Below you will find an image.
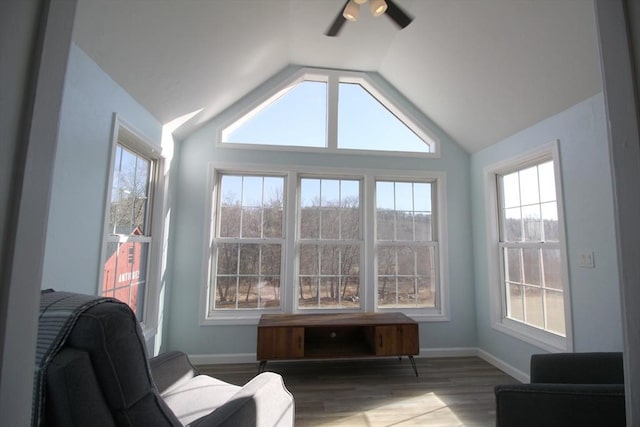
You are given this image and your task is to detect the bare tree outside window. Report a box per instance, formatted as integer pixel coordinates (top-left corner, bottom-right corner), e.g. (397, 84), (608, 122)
(298, 178), (361, 309)
(376, 180), (436, 309)
(212, 174), (284, 310)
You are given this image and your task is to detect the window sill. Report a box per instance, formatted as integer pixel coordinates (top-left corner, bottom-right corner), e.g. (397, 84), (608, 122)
(492, 318), (569, 352)
(201, 308), (449, 326)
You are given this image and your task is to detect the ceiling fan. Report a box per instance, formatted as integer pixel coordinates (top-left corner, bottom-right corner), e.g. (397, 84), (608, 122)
(325, 0), (414, 37)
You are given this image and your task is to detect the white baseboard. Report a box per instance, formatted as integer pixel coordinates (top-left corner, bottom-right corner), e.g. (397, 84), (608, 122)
(190, 346), (528, 383)
(476, 348), (529, 383)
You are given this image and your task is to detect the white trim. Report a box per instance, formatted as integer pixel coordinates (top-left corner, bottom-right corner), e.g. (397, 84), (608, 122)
(189, 347), (528, 383)
(483, 140), (573, 351)
(476, 348), (529, 383)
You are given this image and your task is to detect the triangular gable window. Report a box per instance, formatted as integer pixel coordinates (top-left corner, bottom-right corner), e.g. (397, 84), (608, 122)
(220, 69), (437, 155)
(338, 82), (430, 153)
(222, 80), (327, 148)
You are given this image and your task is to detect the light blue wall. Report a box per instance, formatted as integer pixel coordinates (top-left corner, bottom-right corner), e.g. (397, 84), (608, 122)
(165, 67), (476, 356)
(471, 93), (624, 373)
(42, 43), (162, 294)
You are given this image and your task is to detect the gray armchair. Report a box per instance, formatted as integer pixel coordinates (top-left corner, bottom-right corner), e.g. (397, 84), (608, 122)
(494, 352), (626, 427)
(37, 291), (294, 426)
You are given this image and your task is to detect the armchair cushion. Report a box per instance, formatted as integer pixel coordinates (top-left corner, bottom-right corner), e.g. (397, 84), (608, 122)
(495, 352), (626, 427)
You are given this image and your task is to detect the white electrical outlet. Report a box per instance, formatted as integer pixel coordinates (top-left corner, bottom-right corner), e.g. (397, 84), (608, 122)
(578, 252), (595, 268)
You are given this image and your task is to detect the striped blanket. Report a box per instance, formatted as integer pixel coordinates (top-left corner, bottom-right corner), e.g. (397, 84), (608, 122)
(32, 291), (115, 426)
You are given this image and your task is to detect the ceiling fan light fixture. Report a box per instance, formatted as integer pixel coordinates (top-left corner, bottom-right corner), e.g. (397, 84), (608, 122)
(370, 0), (388, 17)
(343, 0), (360, 22)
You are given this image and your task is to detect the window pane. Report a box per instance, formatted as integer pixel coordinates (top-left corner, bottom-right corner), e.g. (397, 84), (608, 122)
(413, 182), (431, 211)
(541, 201), (559, 242)
(397, 246), (415, 276)
(415, 246), (435, 276)
(301, 178), (320, 208)
(376, 181), (395, 209)
(507, 284), (524, 322)
(320, 208), (340, 239)
(504, 207), (522, 242)
(524, 287), (544, 329)
(414, 213), (432, 241)
(522, 248), (542, 286)
(261, 245), (281, 275)
(377, 210), (395, 240)
(341, 207), (360, 239)
(263, 208), (282, 238)
(219, 206), (240, 237)
(216, 243), (238, 274)
(102, 241), (148, 320)
(241, 207), (261, 238)
(504, 247), (522, 284)
(238, 244), (259, 274)
(502, 173), (520, 209)
(338, 82), (431, 153)
(299, 244), (319, 275)
(109, 146), (151, 236)
(214, 277), (237, 309)
(223, 80), (327, 148)
(519, 165), (540, 206)
(396, 212), (414, 240)
(538, 161), (556, 203)
(545, 289), (566, 335)
(377, 244), (434, 308)
(542, 248), (562, 290)
(300, 208), (319, 239)
(522, 204), (541, 241)
(298, 277), (318, 307)
(220, 175), (242, 205)
(394, 182), (413, 211)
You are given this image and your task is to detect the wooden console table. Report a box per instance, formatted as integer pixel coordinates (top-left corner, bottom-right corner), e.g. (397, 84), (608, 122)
(256, 312), (420, 376)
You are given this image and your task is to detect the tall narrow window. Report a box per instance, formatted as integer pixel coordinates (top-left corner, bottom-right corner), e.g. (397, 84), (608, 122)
(498, 160), (566, 336)
(211, 174), (285, 311)
(102, 144), (154, 320)
(298, 177), (362, 309)
(375, 180), (437, 308)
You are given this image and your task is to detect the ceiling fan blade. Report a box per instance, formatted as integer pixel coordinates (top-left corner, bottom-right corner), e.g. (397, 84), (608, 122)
(385, 0), (413, 29)
(325, 0), (350, 37)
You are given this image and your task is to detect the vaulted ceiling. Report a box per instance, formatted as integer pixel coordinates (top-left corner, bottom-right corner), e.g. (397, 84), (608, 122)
(73, 0), (602, 153)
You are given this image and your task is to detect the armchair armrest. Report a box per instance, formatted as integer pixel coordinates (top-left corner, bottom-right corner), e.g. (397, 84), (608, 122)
(149, 350), (200, 395)
(531, 352), (624, 384)
(495, 383), (626, 427)
(191, 372), (294, 427)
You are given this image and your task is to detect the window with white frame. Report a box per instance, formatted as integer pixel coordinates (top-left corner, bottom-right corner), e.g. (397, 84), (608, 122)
(496, 155), (568, 339)
(219, 69), (438, 155)
(211, 173), (285, 310)
(206, 167), (447, 321)
(376, 180), (437, 308)
(298, 177), (362, 308)
(102, 142), (156, 321)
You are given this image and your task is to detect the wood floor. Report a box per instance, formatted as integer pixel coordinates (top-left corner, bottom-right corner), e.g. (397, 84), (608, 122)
(197, 356), (519, 427)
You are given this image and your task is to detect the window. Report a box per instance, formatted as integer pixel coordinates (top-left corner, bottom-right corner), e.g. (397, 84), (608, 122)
(211, 174), (285, 310)
(298, 177), (362, 308)
(102, 143), (154, 320)
(376, 180), (437, 308)
(219, 69), (438, 155)
(222, 80), (327, 148)
(206, 166), (447, 322)
(490, 143), (571, 349)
